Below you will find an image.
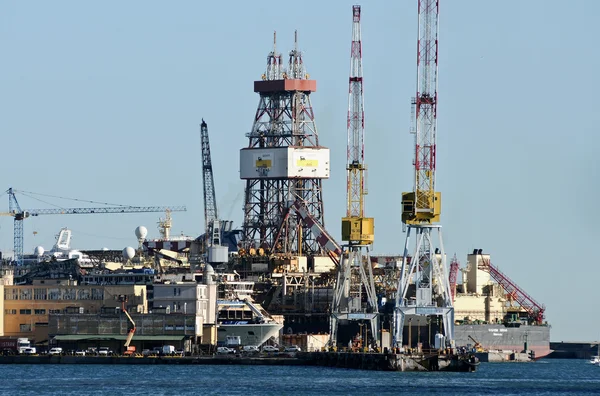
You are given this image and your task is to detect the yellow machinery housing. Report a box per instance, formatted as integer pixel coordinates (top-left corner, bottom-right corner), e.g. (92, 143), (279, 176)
(342, 217), (374, 245)
(401, 191), (442, 224)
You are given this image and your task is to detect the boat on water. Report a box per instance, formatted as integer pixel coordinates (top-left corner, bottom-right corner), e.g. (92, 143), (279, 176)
(590, 342), (600, 364)
(216, 299), (283, 346)
(453, 322), (551, 359)
(450, 250), (551, 359)
(202, 264), (282, 346)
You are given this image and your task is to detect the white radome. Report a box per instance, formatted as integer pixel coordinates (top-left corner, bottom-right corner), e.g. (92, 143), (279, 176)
(135, 226), (148, 240)
(122, 246), (135, 260)
(34, 246), (45, 256)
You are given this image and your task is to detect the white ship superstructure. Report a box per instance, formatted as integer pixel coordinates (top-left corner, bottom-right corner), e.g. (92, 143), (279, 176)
(216, 299), (283, 346)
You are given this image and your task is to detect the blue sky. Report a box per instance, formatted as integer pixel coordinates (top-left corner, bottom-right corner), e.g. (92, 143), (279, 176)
(1, 1), (598, 342)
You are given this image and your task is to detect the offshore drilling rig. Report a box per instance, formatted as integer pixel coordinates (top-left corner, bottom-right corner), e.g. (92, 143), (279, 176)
(329, 5), (379, 347)
(393, 0), (455, 349)
(239, 32), (330, 262)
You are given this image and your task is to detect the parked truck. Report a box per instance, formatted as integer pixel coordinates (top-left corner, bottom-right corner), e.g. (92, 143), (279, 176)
(0, 338), (31, 354)
(161, 345), (175, 356)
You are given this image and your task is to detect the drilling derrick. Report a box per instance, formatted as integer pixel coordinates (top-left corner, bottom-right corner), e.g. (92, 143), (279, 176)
(330, 5), (378, 348)
(240, 32), (330, 258)
(393, 0), (454, 349)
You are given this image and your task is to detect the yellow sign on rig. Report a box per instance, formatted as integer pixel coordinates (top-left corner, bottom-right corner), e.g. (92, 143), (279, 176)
(296, 158), (319, 167)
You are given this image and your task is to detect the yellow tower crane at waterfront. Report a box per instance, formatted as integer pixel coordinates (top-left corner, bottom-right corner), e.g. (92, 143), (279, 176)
(329, 5), (379, 348)
(393, 0), (455, 349)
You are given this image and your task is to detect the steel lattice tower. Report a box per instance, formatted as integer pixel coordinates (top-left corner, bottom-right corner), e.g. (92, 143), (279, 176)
(393, 0), (454, 349)
(240, 32), (330, 256)
(200, 120), (219, 247)
(330, 5), (379, 348)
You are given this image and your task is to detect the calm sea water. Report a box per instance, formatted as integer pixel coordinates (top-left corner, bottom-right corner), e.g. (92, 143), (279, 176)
(0, 359), (598, 395)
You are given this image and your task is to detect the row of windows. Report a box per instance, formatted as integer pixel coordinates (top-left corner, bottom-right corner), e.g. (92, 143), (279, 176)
(6, 309), (62, 315)
(82, 275), (152, 284)
(157, 287), (206, 299)
(4, 288), (105, 301)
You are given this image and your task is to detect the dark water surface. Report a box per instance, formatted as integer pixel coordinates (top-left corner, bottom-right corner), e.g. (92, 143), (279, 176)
(1, 359), (599, 395)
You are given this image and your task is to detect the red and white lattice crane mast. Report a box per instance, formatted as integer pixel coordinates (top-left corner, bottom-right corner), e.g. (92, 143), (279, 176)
(330, 5), (379, 347)
(394, 0), (454, 349)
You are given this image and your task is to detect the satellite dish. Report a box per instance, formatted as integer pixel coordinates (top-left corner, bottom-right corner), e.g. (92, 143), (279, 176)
(135, 226), (148, 240)
(34, 246), (45, 256)
(123, 247), (135, 260)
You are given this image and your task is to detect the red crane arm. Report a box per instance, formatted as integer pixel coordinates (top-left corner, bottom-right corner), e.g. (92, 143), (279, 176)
(478, 259), (545, 324)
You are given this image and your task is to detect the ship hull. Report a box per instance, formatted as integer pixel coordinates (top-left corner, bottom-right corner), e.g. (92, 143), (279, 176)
(454, 324), (551, 359)
(218, 323), (283, 346)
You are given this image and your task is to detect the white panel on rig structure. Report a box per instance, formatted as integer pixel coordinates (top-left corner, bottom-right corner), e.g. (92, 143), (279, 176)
(313, 255), (336, 273)
(289, 147), (330, 178)
(240, 147), (330, 179)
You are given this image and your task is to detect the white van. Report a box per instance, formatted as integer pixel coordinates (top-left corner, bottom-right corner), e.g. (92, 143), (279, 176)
(261, 345), (279, 353)
(98, 347), (113, 356)
(242, 345), (260, 353)
(48, 347), (63, 356)
(216, 347), (235, 354)
(161, 345), (175, 355)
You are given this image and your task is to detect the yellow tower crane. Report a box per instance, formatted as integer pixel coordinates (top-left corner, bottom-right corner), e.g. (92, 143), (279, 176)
(330, 5), (379, 348)
(393, 0), (455, 350)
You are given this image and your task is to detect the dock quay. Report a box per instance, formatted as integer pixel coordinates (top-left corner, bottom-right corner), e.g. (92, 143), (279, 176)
(299, 351), (479, 372)
(547, 342), (599, 359)
(0, 351), (479, 372)
(475, 350), (533, 363)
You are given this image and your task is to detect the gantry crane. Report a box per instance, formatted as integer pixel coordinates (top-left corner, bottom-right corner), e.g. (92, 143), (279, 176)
(329, 5), (378, 347)
(393, 0), (454, 349)
(1, 188), (186, 265)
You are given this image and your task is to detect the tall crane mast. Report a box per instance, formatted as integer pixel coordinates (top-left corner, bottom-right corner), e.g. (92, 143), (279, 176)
(1, 188), (186, 265)
(330, 5), (379, 348)
(393, 0), (454, 349)
(200, 119), (221, 248)
(401, 0), (441, 225)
